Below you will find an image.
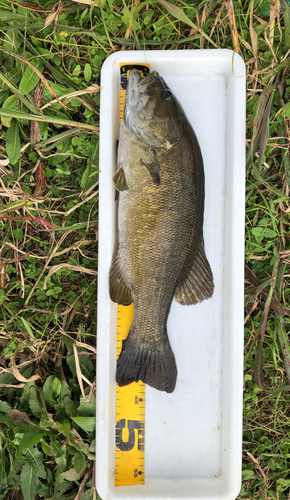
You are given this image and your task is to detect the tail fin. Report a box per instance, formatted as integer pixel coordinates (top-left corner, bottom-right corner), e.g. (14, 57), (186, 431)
(116, 331), (177, 393)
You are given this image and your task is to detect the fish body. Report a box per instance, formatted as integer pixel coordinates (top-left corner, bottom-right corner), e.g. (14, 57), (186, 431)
(109, 70), (214, 393)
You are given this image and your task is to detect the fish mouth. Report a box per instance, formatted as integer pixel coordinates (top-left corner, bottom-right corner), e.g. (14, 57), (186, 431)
(137, 71), (158, 95)
(128, 69), (143, 87)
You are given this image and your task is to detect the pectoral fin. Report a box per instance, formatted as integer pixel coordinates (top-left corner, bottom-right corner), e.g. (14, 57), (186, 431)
(113, 167), (129, 191)
(109, 248), (133, 305)
(141, 149), (161, 186)
(175, 240), (214, 305)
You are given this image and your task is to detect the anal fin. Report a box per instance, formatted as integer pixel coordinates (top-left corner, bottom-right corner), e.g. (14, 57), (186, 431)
(175, 239), (214, 305)
(109, 248), (133, 305)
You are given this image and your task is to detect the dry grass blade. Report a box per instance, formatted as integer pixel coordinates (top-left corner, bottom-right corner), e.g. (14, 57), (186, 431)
(259, 91), (274, 170)
(122, 0), (140, 46)
(0, 109), (100, 132)
(73, 343), (86, 400)
(70, 0), (96, 4)
(225, 0), (240, 52)
(269, 0), (279, 48)
(249, 0), (259, 85)
(37, 0), (62, 32)
(65, 190), (99, 217)
(31, 82), (44, 146)
(43, 264), (98, 289)
(73, 463), (94, 500)
(74, 341), (96, 355)
(246, 451), (269, 488)
(0, 383), (25, 388)
(246, 89), (272, 168)
(10, 358), (40, 383)
(40, 84), (100, 111)
(33, 161), (46, 197)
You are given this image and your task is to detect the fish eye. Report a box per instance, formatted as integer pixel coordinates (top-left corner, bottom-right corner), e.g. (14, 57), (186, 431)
(161, 90), (172, 100)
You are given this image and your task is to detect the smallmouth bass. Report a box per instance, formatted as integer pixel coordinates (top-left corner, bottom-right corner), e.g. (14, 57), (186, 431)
(109, 69), (214, 393)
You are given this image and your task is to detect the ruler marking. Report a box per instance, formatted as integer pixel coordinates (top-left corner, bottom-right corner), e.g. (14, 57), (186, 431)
(115, 63), (150, 488)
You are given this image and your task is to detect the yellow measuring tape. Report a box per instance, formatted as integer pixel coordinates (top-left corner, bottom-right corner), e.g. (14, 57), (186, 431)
(115, 63), (150, 487)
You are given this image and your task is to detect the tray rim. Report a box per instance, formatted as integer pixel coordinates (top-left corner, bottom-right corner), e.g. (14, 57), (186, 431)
(96, 48), (246, 500)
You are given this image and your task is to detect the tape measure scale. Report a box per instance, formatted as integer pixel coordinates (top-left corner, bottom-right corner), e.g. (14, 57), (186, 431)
(115, 63), (150, 487)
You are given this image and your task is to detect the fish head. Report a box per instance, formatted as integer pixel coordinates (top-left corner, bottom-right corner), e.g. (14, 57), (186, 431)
(123, 70), (184, 151)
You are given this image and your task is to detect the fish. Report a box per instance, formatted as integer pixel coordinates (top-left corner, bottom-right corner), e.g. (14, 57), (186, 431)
(109, 69), (214, 393)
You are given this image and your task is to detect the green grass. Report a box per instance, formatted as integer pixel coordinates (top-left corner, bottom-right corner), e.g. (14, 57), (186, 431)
(0, 0), (290, 498)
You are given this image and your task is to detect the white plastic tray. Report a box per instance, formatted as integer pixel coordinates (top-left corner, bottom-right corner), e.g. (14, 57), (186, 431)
(96, 49), (246, 500)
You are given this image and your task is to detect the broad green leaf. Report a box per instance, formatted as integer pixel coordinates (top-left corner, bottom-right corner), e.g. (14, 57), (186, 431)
(43, 375), (55, 406)
(55, 416), (71, 436)
(84, 63), (92, 83)
(0, 437), (7, 486)
(264, 228), (277, 239)
(23, 448), (46, 479)
(37, 483), (53, 499)
(242, 469), (254, 480)
(65, 402), (79, 418)
(6, 409), (45, 432)
(72, 452), (86, 473)
(73, 64), (81, 75)
(51, 440), (67, 458)
(20, 381), (35, 412)
(77, 396), (96, 417)
(250, 227), (263, 243)
(52, 377), (61, 400)
(1, 94), (18, 127)
(55, 455), (67, 475)
(71, 417), (95, 433)
(18, 432), (45, 453)
(68, 432), (90, 456)
(89, 439), (95, 452)
(60, 467), (85, 481)
(36, 47), (55, 59)
(0, 400), (11, 413)
(42, 439), (55, 457)
(60, 380), (72, 404)
(81, 162), (99, 192)
(20, 464), (39, 500)
(46, 479), (72, 500)
(282, 101), (290, 117)
(19, 60), (45, 96)
(6, 118), (20, 165)
(28, 385), (43, 417)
